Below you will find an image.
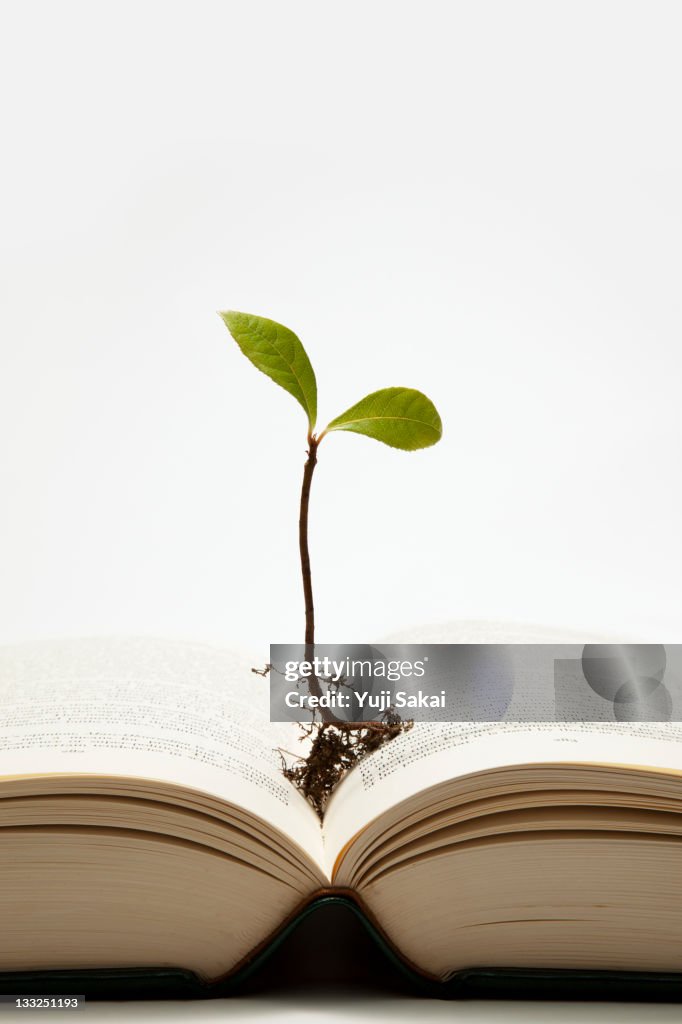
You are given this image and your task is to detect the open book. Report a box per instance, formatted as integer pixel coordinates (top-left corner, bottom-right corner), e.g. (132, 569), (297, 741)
(2, 634), (682, 989)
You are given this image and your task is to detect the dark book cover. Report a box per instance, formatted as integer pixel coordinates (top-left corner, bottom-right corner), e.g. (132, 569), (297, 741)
(1, 896), (681, 1002)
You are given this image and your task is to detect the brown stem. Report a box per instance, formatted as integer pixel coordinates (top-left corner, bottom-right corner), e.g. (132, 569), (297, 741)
(297, 435), (394, 732)
(299, 435), (318, 649)
(299, 435), (341, 724)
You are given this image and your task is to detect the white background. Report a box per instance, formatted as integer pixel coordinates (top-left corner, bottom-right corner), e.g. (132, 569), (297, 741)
(1, 1), (682, 1020)
(2, 0), (681, 654)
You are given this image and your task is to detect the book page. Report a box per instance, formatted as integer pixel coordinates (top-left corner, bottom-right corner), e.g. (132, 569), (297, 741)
(0, 637), (323, 866)
(322, 719), (682, 873)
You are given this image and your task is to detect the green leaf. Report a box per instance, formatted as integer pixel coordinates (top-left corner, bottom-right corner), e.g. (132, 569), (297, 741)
(219, 311), (317, 431)
(324, 387), (442, 450)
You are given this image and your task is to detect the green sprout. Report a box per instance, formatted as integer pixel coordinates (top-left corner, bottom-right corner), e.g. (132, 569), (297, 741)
(219, 310), (443, 813)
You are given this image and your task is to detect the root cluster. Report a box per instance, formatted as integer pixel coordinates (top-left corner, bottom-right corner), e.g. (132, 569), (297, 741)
(280, 719), (412, 818)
